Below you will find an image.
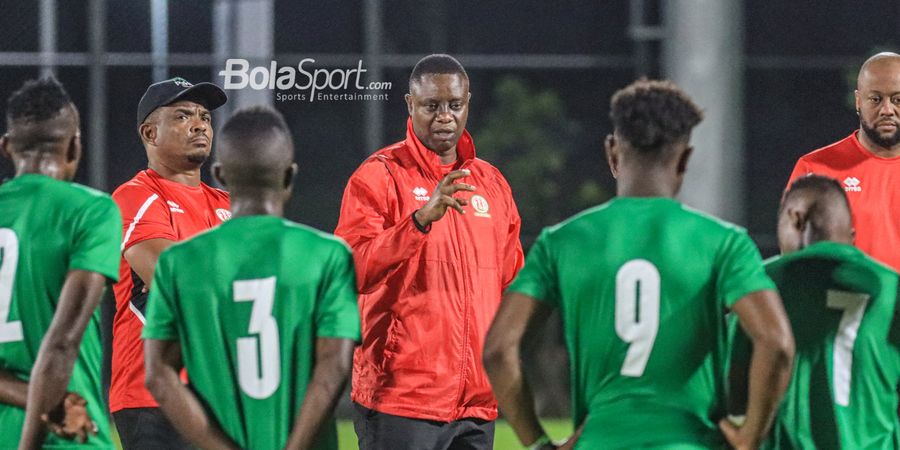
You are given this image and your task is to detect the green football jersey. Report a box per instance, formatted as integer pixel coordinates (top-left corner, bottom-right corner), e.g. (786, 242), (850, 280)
(142, 215), (360, 450)
(759, 242), (900, 449)
(508, 197), (774, 449)
(0, 174), (121, 449)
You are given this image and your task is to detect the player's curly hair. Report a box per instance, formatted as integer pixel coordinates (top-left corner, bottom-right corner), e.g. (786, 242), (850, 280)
(609, 79), (703, 153)
(6, 77), (73, 125)
(409, 54), (468, 87)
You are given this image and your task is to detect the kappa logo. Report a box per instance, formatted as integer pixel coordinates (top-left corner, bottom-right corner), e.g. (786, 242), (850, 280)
(471, 195), (491, 218)
(167, 200), (185, 214)
(216, 208), (231, 221)
(413, 187), (430, 201)
(843, 177), (862, 192)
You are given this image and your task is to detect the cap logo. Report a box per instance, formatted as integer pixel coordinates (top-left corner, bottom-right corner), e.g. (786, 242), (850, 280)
(172, 77), (193, 88)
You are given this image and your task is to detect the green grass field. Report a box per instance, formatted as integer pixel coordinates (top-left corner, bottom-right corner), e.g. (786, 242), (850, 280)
(336, 419), (572, 450)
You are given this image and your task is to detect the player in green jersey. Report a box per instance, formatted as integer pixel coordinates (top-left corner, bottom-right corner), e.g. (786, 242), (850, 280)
(754, 175), (899, 449)
(484, 79), (795, 450)
(142, 106), (359, 450)
(0, 77), (122, 449)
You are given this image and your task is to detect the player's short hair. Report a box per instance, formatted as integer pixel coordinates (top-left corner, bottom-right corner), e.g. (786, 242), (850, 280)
(609, 79), (703, 153)
(6, 77), (73, 126)
(219, 105), (290, 144)
(409, 54), (468, 88)
(782, 174), (851, 214)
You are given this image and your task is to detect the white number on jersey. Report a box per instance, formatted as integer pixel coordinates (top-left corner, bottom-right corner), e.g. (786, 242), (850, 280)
(826, 289), (869, 407)
(615, 259), (661, 377)
(234, 277), (281, 399)
(0, 228), (23, 344)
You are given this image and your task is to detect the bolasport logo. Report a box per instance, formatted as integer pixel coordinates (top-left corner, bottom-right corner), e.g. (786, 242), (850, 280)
(218, 58), (392, 103)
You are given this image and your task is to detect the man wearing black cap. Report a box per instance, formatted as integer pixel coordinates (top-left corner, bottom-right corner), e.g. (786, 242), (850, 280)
(108, 77), (229, 449)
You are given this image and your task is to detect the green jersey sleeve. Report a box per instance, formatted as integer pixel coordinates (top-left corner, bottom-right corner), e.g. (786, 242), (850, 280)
(507, 228), (559, 306)
(69, 195), (122, 281)
(314, 242), (360, 341)
(716, 230), (775, 308)
(142, 251), (180, 341)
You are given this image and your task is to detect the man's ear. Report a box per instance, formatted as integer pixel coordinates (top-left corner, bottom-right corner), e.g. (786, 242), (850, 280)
(212, 162), (226, 187)
(676, 146), (693, 175)
(405, 93), (414, 116)
(139, 122), (157, 146)
(66, 132), (82, 163)
(0, 134), (10, 161)
(284, 163), (298, 190)
(605, 134), (619, 179)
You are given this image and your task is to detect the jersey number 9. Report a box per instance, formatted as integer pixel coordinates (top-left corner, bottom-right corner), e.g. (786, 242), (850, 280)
(615, 259), (660, 377)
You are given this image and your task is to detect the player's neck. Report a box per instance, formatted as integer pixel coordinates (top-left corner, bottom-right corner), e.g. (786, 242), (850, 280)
(14, 154), (67, 180)
(616, 168), (678, 198)
(857, 130), (900, 158)
(148, 161), (202, 187)
(229, 191), (285, 219)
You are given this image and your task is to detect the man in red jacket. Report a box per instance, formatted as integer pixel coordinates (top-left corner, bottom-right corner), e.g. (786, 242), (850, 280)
(335, 54), (524, 450)
(786, 52), (900, 271)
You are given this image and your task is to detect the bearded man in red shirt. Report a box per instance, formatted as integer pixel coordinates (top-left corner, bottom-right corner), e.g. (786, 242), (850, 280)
(335, 54), (524, 450)
(787, 52), (900, 271)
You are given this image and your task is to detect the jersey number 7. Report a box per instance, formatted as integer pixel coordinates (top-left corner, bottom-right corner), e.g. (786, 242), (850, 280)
(826, 289), (869, 407)
(0, 229), (24, 344)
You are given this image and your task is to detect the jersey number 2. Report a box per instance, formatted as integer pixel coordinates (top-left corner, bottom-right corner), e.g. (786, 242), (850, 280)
(827, 289), (869, 407)
(0, 228), (23, 344)
(234, 277), (281, 399)
(615, 259), (660, 377)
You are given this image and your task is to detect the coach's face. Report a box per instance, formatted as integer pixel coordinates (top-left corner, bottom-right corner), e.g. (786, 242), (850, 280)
(856, 59), (900, 150)
(406, 73), (470, 155)
(142, 100), (213, 168)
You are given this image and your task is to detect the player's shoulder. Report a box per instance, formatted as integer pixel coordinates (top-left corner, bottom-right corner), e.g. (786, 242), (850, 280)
(34, 177), (115, 211)
(351, 143), (405, 179)
(797, 133), (858, 165)
(280, 219), (353, 254)
(677, 202), (748, 235)
(112, 170), (161, 202)
(469, 158), (512, 187)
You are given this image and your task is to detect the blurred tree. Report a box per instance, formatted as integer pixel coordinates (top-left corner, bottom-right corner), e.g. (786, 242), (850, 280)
(474, 76), (609, 246)
(473, 76), (609, 417)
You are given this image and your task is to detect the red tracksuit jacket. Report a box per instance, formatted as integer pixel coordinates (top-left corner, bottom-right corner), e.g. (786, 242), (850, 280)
(335, 119), (524, 422)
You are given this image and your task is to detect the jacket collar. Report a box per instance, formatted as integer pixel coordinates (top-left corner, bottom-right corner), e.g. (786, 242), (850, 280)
(404, 117), (476, 179)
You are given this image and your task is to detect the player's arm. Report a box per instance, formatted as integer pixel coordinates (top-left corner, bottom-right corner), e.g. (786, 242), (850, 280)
(18, 270), (108, 449)
(284, 338), (355, 450)
(0, 369), (27, 407)
(334, 165), (472, 293)
(124, 238), (174, 288)
(144, 339), (239, 450)
(720, 290), (795, 450)
(484, 292), (575, 449)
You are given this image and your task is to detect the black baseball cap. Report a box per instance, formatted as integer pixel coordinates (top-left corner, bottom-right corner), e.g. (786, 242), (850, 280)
(136, 77), (227, 126)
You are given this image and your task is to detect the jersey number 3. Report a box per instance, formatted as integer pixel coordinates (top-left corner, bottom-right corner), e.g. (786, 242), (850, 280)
(234, 277), (281, 399)
(0, 228), (24, 344)
(615, 259), (660, 377)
